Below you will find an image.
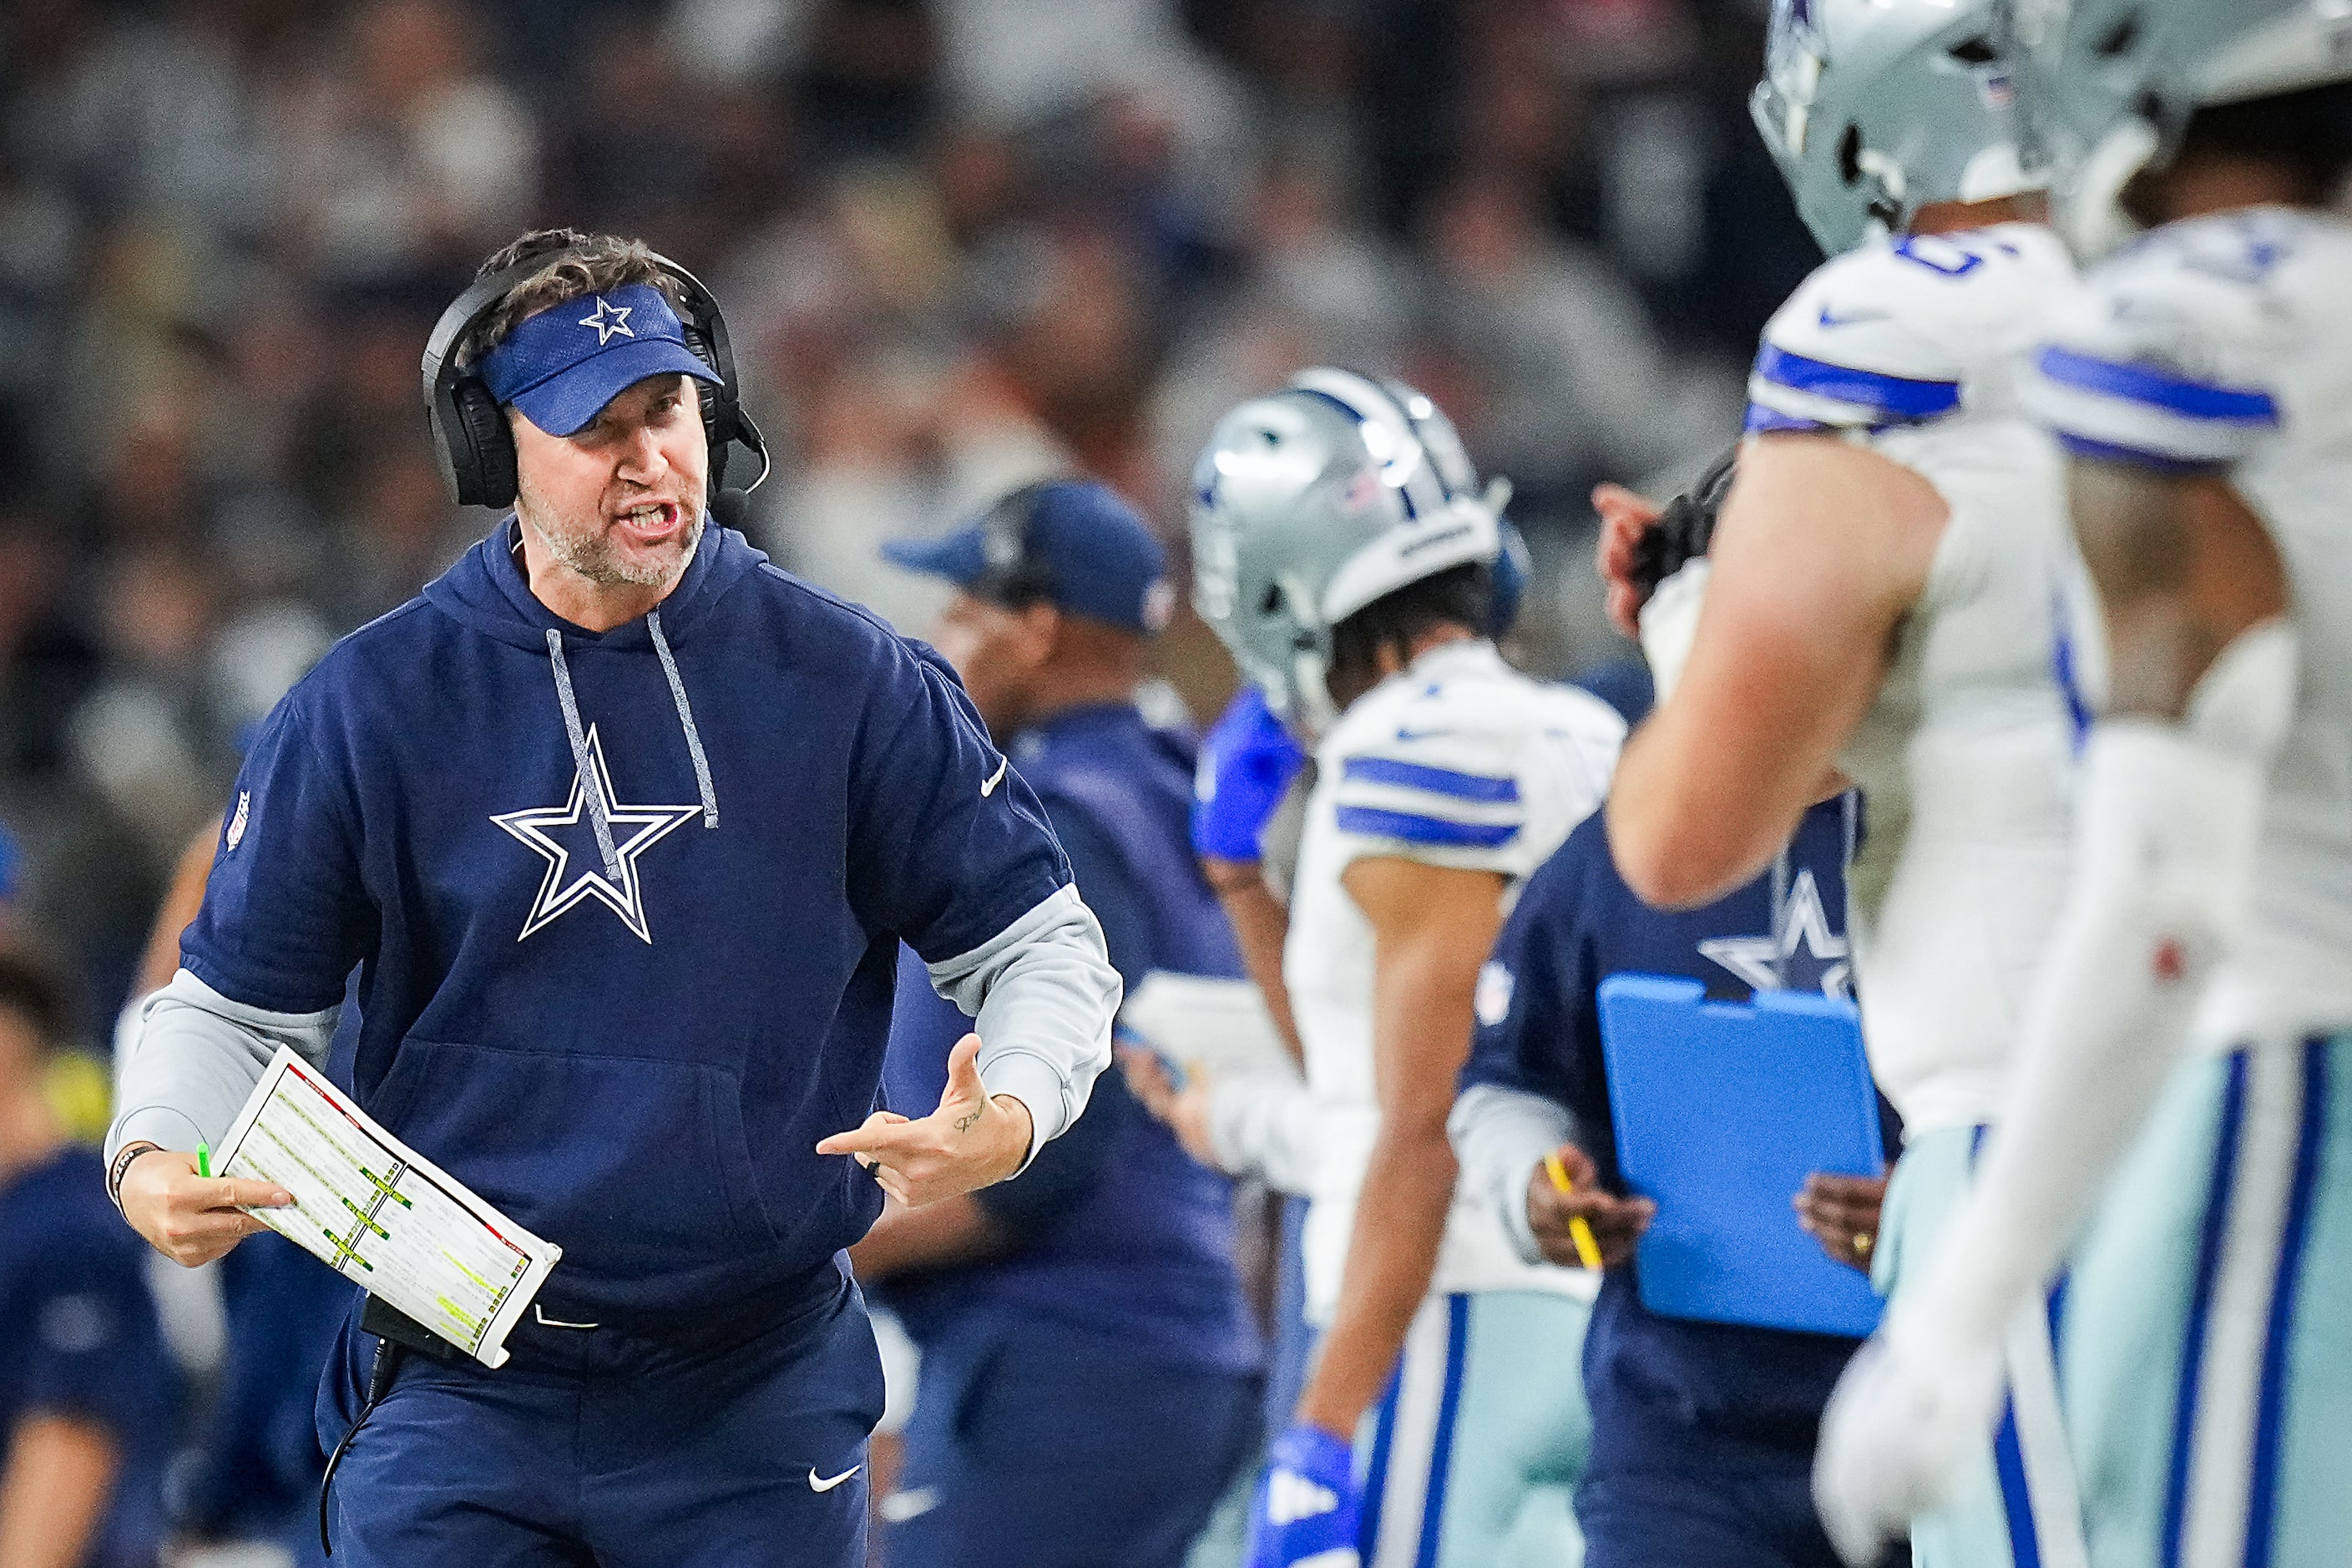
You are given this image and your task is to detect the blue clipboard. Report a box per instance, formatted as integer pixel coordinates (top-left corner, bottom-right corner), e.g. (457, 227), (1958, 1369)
(1596, 974), (1885, 1338)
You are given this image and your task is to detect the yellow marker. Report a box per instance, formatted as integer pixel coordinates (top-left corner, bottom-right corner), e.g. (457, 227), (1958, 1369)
(1544, 1152), (1606, 1272)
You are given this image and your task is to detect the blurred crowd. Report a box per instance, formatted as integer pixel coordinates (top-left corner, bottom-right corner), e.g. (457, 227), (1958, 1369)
(0, 0), (1817, 1053)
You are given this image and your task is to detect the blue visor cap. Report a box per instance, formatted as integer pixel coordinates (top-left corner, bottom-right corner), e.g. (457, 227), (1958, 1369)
(883, 480), (1175, 636)
(478, 283), (720, 438)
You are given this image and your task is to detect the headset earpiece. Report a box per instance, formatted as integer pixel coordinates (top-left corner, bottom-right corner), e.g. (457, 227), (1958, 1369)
(676, 318), (729, 493)
(422, 257), (539, 509)
(453, 380), (516, 508)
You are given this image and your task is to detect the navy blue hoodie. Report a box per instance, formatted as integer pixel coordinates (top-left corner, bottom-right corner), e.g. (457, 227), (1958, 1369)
(183, 521), (1072, 1325)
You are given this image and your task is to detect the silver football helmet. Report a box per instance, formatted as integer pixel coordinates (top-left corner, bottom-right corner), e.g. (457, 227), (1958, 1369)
(1753, 0), (2043, 257)
(2018, 0), (2352, 256)
(1191, 369), (1505, 734)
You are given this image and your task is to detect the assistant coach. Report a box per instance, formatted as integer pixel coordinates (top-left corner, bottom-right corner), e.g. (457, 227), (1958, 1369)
(102, 227), (1120, 1567)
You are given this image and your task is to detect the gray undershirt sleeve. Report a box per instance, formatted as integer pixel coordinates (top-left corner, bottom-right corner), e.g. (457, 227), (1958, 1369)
(105, 969), (342, 1164)
(927, 883), (1120, 1168)
(1206, 1074), (1323, 1197)
(1449, 1083), (1579, 1267)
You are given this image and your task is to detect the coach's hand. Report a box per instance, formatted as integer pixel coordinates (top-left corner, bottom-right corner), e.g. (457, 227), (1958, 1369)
(1525, 1143), (1653, 1269)
(817, 1034), (1034, 1206)
(1796, 1171), (1889, 1274)
(116, 1149), (292, 1267)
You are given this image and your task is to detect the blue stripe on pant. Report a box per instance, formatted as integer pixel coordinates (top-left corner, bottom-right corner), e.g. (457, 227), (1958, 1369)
(2061, 1035), (2352, 1568)
(2246, 1044), (2327, 1568)
(1974, 1127), (2084, 1568)
(2155, 1042), (2328, 1568)
(1880, 1126), (2087, 1568)
(1357, 1292), (1591, 1568)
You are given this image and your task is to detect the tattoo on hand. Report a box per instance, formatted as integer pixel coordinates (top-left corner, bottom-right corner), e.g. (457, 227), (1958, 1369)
(953, 1108), (983, 1134)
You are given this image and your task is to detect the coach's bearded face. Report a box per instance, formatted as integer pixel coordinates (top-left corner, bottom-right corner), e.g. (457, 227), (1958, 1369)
(512, 373), (709, 591)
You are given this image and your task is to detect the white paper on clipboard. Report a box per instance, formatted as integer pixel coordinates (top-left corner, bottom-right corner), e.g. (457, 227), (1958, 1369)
(214, 1046), (561, 1368)
(1119, 973), (1298, 1084)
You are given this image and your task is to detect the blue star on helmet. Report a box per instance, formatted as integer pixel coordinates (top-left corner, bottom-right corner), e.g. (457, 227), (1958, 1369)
(577, 296), (635, 346)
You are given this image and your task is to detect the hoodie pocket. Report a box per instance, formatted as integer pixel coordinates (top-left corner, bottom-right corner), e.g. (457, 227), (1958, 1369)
(385, 1038), (780, 1280)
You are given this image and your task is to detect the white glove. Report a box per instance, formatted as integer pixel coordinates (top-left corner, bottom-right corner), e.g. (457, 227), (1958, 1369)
(1637, 558), (1709, 707)
(1812, 1326), (2005, 1566)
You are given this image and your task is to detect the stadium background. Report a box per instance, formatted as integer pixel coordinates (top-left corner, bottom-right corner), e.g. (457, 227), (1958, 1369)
(0, 0), (1814, 1115)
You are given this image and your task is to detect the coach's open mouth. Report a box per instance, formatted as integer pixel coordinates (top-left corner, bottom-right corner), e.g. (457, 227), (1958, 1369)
(614, 500), (684, 544)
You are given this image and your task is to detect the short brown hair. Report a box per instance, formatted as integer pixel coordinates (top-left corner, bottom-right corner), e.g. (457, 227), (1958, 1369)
(460, 228), (687, 367)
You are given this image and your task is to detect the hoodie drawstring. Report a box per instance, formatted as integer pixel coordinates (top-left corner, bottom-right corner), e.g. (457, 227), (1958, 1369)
(647, 609), (718, 828)
(545, 629), (624, 883)
(542, 617), (721, 873)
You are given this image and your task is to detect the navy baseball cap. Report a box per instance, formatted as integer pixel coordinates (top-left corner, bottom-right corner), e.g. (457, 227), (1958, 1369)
(883, 480), (1175, 636)
(478, 282), (718, 437)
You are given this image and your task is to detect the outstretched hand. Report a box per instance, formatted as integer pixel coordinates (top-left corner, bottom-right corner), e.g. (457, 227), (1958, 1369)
(817, 1034), (1034, 1206)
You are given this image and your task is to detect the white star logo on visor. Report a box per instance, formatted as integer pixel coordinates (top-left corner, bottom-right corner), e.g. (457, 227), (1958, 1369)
(493, 726), (699, 943)
(577, 296), (635, 346)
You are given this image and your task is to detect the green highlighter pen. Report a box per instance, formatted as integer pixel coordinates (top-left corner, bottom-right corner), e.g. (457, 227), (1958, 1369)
(197, 1143), (211, 1179)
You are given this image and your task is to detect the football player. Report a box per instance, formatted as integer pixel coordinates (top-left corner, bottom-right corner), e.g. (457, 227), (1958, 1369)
(1600, 3), (2093, 1564)
(1194, 369), (1624, 1568)
(1813, 4), (2352, 1564)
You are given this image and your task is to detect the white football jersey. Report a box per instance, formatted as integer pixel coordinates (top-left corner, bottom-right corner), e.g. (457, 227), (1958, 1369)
(2028, 208), (2352, 1050)
(1748, 224), (2092, 1134)
(1285, 640), (1623, 1326)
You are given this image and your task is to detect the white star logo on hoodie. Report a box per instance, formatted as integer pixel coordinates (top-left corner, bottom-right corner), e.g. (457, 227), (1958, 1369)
(493, 726), (700, 943)
(1697, 868), (1851, 999)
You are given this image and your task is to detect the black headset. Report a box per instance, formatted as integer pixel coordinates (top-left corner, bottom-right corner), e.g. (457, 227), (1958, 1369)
(420, 245), (768, 509)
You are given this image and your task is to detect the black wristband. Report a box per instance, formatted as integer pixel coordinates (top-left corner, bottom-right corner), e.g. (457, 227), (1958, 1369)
(107, 1141), (164, 1211)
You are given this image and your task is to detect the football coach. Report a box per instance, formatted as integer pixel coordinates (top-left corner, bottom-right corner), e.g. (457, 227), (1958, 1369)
(102, 228), (1121, 1567)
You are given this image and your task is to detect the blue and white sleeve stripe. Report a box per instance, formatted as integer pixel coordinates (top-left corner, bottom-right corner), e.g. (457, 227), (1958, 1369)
(1333, 754), (1525, 852)
(1745, 344), (1962, 435)
(2029, 346), (2279, 473)
(1341, 756), (1521, 804)
(1332, 807), (1519, 848)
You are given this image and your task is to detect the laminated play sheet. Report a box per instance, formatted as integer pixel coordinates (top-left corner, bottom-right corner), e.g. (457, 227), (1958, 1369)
(215, 1046), (561, 1367)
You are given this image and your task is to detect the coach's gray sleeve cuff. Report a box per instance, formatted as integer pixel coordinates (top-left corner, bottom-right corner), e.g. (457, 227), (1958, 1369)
(929, 884), (1121, 1171)
(1449, 1084), (1578, 1267)
(107, 969), (341, 1164)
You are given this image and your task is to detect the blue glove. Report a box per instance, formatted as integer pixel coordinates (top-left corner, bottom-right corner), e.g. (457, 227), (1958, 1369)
(1245, 1424), (1361, 1568)
(1192, 686), (1308, 863)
